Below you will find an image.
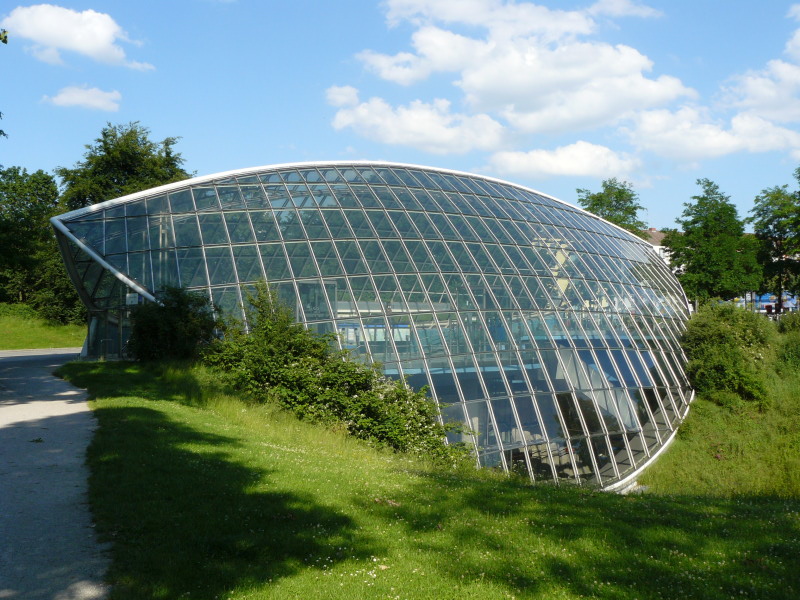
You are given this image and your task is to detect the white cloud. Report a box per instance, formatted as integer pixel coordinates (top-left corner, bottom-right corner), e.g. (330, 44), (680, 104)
(1, 4), (153, 70)
(356, 1), (693, 134)
(587, 0), (662, 19)
(627, 107), (800, 160)
(358, 26), (485, 86)
(383, 0), (595, 41)
(326, 85), (360, 108)
(43, 85), (121, 111)
(328, 89), (505, 154)
(490, 141), (640, 178)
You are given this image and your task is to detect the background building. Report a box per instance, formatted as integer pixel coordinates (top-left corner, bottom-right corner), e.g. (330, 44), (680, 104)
(51, 162), (692, 489)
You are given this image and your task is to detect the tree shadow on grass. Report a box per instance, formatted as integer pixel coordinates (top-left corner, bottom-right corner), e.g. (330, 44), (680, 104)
(359, 470), (800, 599)
(89, 404), (379, 599)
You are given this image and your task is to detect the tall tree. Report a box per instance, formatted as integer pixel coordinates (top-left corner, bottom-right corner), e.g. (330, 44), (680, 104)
(576, 178), (648, 238)
(1, 29), (8, 139)
(56, 122), (190, 211)
(0, 166), (84, 321)
(0, 166), (60, 301)
(749, 181), (800, 312)
(663, 178), (761, 303)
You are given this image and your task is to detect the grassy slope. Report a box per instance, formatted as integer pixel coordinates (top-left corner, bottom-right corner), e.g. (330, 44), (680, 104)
(59, 362), (800, 600)
(0, 315), (84, 350)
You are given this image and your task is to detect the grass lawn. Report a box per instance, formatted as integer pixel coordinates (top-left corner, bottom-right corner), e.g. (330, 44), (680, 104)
(0, 315), (84, 350)
(59, 361), (800, 600)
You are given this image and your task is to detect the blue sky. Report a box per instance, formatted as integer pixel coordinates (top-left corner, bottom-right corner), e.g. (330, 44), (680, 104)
(3, 0), (800, 230)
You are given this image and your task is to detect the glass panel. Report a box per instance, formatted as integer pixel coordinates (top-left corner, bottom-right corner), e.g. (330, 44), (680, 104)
(298, 209), (329, 239)
(264, 184), (292, 209)
(426, 241), (457, 272)
(330, 184), (359, 207)
(192, 187), (219, 211)
(421, 273), (451, 311)
(405, 240), (436, 272)
(259, 244), (291, 280)
(398, 274), (431, 312)
(205, 246), (236, 285)
(224, 212), (255, 243)
(67, 221), (105, 253)
(465, 401), (499, 450)
(335, 240), (367, 274)
(342, 209), (375, 238)
(382, 240), (414, 273)
(250, 211), (280, 242)
(148, 216), (175, 250)
(412, 314), (445, 357)
(438, 312), (469, 355)
(365, 210), (398, 238)
(322, 209), (352, 238)
(363, 315), (396, 362)
(311, 241), (344, 276)
(151, 249), (179, 291)
(285, 241), (319, 278)
(412, 213), (441, 238)
(297, 280), (332, 321)
(275, 209), (306, 240)
(128, 251), (152, 289)
(232, 245), (264, 283)
(359, 240), (391, 273)
(125, 216), (148, 252)
(104, 219), (127, 254)
(350, 184), (382, 208)
(169, 189), (194, 213)
(287, 184), (315, 208)
(146, 195), (168, 215)
(390, 187), (422, 210)
(388, 314), (418, 361)
(241, 185), (269, 209)
(199, 213), (229, 245)
(172, 214), (201, 247)
(212, 286), (241, 319)
(177, 247), (207, 288)
(429, 213), (458, 239)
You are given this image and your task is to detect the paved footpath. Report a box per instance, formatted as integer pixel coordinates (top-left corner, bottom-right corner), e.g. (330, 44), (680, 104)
(0, 349), (109, 600)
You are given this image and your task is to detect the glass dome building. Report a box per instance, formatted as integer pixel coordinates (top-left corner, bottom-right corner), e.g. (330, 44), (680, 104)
(51, 161), (692, 489)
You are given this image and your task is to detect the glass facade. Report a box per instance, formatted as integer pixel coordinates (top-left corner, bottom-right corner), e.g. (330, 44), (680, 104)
(51, 162), (692, 488)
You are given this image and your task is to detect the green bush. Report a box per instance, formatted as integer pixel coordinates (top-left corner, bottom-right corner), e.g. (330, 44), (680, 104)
(777, 311), (800, 334)
(128, 287), (219, 361)
(0, 302), (40, 319)
(205, 282), (464, 461)
(778, 330), (800, 371)
(682, 303), (777, 407)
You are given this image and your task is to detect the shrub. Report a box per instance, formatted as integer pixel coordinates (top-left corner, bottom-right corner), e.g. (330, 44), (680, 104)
(777, 311), (800, 334)
(128, 287), (219, 361)
(682, 303), (776, 407)
(205, 282), (465, 461)
(777, 330), (800, 371)
(0, 302), (40, 320)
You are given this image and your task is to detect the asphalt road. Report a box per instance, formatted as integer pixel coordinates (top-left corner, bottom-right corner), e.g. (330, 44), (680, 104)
(0, 349), (109, 600)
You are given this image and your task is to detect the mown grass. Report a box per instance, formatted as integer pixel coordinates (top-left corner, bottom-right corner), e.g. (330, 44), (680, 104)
(59, 361), (800, 600)
(0, 314), (85, 350)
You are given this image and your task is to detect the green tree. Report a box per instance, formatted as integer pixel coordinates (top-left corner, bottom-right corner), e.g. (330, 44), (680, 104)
(682, 302), (777, 409)
(0, 166), (84, 322)
(663, 178), (761, 303)
(1, 29), (7, 139)
(0, 166), (60, 302)
(749, 180), (800, 313)
(576, 178), (648, 238)
(56, 122), (190, 211)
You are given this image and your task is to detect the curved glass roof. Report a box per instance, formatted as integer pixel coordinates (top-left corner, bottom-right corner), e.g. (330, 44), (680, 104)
(51, 161), (692, 489)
